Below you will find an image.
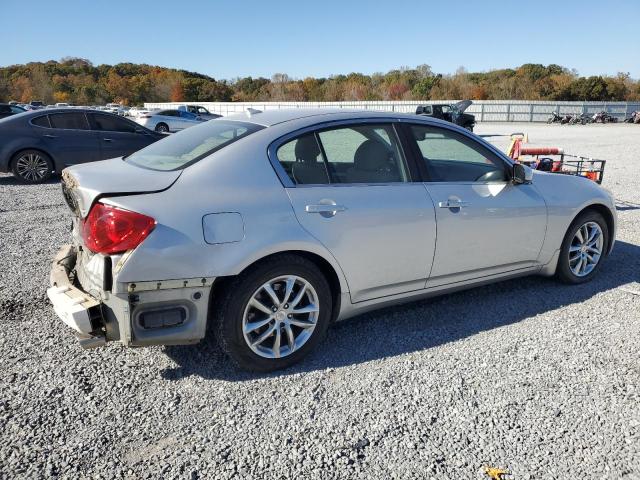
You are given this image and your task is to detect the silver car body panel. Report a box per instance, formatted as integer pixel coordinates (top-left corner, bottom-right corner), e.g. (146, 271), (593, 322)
(55, 109), (617, 348)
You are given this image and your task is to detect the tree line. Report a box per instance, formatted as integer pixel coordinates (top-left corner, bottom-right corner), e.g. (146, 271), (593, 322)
(1, 57), (638, 105)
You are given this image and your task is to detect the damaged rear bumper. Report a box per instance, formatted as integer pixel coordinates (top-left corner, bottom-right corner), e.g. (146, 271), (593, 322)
(47, 244), (213, 349)
(47, 245), (106, 348)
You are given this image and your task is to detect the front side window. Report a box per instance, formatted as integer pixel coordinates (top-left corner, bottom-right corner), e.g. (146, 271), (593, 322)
(276, 124), (408, 185)
(126, 120), (263, 171)
(409, 125), (507, 182)
(49, 112), (90, 130)
(92, 113), (136, 133)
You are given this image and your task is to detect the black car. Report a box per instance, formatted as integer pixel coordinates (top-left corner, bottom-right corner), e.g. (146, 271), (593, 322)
(0, 109), (164, 183)
(0, 103), (26, 120)
(416, 100), (475, 131)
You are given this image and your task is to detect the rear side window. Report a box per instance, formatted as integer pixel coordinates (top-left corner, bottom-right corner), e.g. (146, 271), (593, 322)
(158, 110), (178, 117)
(31, 115), (51, 128)
(0, 105), (10, 113)
(49, 112), (90, 130)
(126, 120), (263, 171)
(91, 113), (136, 133)
(276, 124), (408, 185)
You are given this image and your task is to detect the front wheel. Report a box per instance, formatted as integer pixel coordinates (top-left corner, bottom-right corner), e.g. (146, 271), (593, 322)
(155, 123), (169, 133)
(556, 211), (608, 284)
(11, 150), (54, 183)
(214, 255), (333, 371)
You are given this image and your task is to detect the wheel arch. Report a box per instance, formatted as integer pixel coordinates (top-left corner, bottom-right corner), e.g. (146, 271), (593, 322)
(571, 202), (616, 254)
(10, 147), (58, 172)
(210, 249), (346, 324)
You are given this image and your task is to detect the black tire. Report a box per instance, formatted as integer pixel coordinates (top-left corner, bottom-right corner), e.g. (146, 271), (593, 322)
(213, 254), (333, 372)
(465, 124), (474, 132)
(556, 210), (609, 284)
(11, 149), (54, 184)
(155, 123), (169, 133)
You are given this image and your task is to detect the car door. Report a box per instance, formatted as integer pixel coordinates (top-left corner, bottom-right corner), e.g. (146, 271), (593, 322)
(274, 122), (436, 303)
(43, 112), (100, 166)
(404, 123), (547, 287)
(89, 113), (155, 159)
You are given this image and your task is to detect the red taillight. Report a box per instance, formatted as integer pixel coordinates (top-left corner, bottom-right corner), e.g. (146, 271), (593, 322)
(82, 202), (156, 254)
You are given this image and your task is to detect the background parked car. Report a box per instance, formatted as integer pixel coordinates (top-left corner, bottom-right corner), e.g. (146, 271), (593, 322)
(177, 104), (222, 120)
(0, 109), (164, 183)
(416, 100), (476, 131)
(128, 106), (150, 118)
(135, 108), (207, 132)
(0, 103), (26, 119)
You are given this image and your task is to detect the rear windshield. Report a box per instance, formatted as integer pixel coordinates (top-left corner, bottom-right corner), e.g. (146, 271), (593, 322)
(126, 120), (264, 171)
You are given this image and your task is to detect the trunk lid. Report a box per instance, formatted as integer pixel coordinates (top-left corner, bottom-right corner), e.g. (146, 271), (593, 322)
(61, 157), (181, 218)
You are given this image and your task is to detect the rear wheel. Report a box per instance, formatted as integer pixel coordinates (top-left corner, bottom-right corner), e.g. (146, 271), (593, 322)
(155, 123), (169, 133)
(556, 211), (608, 284)
(214, 255), (332, 372)
(11, 150), (53, 183)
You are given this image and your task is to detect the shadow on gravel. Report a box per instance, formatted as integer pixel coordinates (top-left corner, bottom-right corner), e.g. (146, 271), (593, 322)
(162, 240), (640, 381)
(0, 175), (60, 186)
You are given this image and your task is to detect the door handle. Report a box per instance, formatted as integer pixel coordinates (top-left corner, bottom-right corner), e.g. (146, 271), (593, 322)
(305, 204), (347, 217)
(43, 134), (58, 138)
(103, 138), (113, 142)
(438, 200), (470, 208)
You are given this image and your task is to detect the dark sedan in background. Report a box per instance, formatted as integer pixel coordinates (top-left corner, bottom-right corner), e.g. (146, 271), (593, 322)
(0, 103), (26, 119)
(0, 109), (164, 183)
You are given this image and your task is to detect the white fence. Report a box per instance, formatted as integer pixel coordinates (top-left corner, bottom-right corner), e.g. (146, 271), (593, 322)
(144, 100), (640, 122)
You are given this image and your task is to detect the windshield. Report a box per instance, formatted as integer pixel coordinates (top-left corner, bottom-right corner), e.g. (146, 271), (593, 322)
(126, 120), (264, 171)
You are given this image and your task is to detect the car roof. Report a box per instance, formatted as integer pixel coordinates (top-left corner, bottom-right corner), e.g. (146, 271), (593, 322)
(223, 108), (433, 127)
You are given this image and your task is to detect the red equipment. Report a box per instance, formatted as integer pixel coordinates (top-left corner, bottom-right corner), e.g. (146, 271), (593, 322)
(507, 134), (605, 184)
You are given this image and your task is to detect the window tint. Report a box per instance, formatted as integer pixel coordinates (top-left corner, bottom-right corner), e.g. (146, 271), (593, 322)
(277, 134), (329, 185)
(49, 112), (90, 130)
(31, 115), (51, 128)
(318, 125), (408, 184)
(158, 110), (178, 117)
(10, 106), (25, 113)
(126, 120), (263, 171)
(409, 125), (507, 182)
(277, 125), (408, 185)
(92, 114), (136, 133)
(0, 105), (10, 113)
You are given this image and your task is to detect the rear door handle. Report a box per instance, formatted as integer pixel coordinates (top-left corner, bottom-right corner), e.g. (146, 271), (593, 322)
(43, 134), (58, 138)
(305, 204), (347, 217)
(103, 138), (113, 142)
(438, 200), (470, 208)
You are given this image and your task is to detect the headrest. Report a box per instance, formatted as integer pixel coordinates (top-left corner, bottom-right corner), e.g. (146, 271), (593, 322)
(295, 135), (320, 163)
(354, 140), (390, 171)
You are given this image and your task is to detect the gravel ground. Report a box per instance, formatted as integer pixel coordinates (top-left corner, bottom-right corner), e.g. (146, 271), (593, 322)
(0, 123), (639, 479)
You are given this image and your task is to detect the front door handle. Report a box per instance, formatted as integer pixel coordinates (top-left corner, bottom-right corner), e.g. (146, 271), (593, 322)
(43, 134), (58, 139)
(305, 203), (347, 218)
(103, 138), (113, 142)
(438, 200), (470, 208)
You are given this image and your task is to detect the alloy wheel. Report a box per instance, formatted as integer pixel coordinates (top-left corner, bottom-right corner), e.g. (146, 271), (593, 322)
(242, 275), (319, 359)
(15, 153), (50, 182)
(569, 221), (603, 277)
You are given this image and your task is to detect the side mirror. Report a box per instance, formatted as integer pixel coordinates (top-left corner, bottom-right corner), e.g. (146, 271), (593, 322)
(512, 163), (533, 184)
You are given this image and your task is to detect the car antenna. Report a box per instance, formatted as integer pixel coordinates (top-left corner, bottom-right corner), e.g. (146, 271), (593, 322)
(246, 108), (262, 118)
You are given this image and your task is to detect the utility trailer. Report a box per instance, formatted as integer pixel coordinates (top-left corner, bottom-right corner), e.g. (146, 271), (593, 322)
(507, 134), (606, 184)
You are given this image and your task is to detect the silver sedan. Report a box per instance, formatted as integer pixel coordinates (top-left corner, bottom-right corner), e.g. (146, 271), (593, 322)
(48, 109), (616, 371)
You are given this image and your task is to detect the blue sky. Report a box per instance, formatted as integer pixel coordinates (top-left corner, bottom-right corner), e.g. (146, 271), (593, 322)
(1, 0), (639, 79)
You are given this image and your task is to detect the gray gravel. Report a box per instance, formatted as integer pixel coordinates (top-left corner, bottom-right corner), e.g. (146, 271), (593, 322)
(1, 123), (639, 479)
